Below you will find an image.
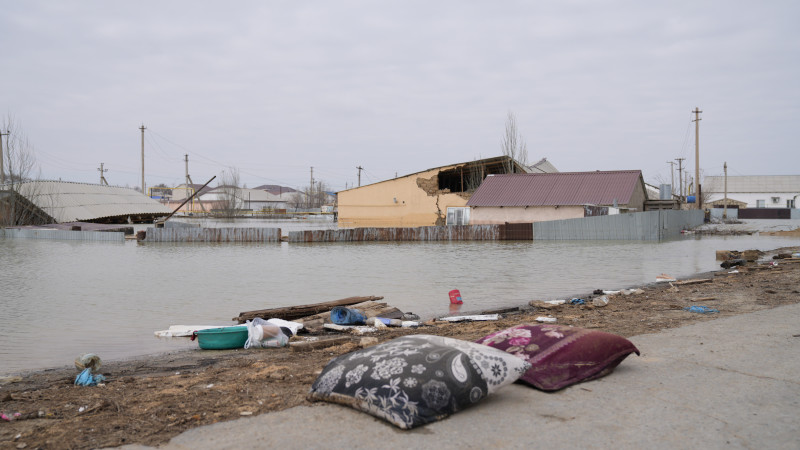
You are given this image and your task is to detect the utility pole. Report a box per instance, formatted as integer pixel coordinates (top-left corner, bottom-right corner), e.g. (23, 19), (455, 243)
(356, 166), (363, 187)
(140, 124), (146, 195)
(693, 107), (702, 209)
(310, 166), (314, 208)
(185, 154), (192, 211)
(666, 161), (676, 194)
(0, 129), (8, 184)
(98, 163), (108, 185)
(723, 162), (728, 219)
(675, 157), (685, 200)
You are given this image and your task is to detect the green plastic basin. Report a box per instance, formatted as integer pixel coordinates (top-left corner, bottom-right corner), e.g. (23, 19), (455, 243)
(194, 325), (248, 350)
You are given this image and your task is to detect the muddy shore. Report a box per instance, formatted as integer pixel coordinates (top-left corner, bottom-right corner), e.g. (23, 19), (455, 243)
(1, 245), (799, 450)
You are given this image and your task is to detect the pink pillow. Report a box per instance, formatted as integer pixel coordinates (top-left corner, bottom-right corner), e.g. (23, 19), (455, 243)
(476, 324), (640, 391)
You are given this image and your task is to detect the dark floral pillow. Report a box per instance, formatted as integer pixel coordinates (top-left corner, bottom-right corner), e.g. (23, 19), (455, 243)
(476, 324), (640, 391)
(307, 334), (530, 429)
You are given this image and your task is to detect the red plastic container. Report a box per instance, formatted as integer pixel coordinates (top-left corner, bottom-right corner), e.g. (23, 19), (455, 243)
(449, 289), (463, 304)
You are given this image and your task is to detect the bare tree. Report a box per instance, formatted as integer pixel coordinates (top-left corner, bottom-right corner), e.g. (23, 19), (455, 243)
(217, 168), (242, 216)
(501, 111), (528, 173)
(0, 116), (50, 226)
(287, 180), (331, 210)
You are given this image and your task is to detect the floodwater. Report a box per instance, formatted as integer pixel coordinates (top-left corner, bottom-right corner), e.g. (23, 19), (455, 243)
(1, 219), (798, 375)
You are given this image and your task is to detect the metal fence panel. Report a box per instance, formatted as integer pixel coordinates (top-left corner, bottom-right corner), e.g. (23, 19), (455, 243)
(286, 225), (501, 242)
(533, 210), (703, 240)
(0, 228), (125, 242)
(142, 227), (282, 243)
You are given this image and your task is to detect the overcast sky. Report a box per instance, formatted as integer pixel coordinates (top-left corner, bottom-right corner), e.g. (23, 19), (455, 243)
(2, 1), (798, 192)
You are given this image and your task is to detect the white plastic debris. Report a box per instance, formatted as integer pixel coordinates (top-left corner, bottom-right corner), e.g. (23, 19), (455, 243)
(438, 314), (500, 322)
(655, 273), (677, 282)
(322, 323), (378, 334)
(543, 299), (566, 305)
(535, 316), (557, 323)
(592, 296), (609, 307)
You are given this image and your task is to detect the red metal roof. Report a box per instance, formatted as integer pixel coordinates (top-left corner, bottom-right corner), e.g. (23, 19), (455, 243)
(466, 170), (644, 207)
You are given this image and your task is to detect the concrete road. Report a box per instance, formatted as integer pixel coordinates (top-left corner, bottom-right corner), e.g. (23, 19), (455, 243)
(126, 303), (800, 449)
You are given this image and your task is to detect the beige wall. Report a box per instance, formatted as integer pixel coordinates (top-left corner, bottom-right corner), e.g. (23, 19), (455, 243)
(337, 166), (469, 227)
(470, 206), (584, 224)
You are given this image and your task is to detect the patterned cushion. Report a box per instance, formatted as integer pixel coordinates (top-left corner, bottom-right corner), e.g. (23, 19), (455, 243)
(476, 324), (640, 391)
(307, 334), (530, 429)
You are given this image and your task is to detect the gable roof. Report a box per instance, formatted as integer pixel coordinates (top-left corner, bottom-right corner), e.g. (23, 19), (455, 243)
(466, 170), (644, 207)
(252, 184), (298, 195)
(703, 175), (800, 193)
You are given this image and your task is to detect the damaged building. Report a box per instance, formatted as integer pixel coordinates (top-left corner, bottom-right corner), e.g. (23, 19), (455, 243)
(336, 156), (530, 227)
(0, 181), (171, 225)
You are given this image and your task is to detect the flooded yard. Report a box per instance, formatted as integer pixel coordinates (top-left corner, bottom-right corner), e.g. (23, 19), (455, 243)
(1, 219), (798, 375)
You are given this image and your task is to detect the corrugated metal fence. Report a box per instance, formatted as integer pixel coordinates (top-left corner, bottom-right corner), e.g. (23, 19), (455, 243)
(287, 225), (502, 242)
(141, 227), (282, 243)
(0, 228), (125, 242)
(532, 210), (704, 240)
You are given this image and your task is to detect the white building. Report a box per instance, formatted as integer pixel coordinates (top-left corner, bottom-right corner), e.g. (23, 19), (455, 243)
(703, 175), (800, 208)
(198, 187), (289, 211)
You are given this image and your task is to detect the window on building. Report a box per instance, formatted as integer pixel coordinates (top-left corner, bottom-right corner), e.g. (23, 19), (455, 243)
(789, 199), (796, 208)
(771, 197), (780, 204)
(446, 207), (470, 225)
(756, 200), (765, 208)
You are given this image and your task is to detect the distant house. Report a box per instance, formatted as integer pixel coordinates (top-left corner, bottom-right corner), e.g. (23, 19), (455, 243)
(466, 170), (648, 225)
(703, 175), (800, 209)
(337, 156), (529, 227)
(252, 184), (297, 197)
(171, 183), (214, 201)
(196, 187), (289, 211)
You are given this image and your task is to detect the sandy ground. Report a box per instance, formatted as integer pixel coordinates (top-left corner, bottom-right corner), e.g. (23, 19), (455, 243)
(1, 244), (799, 450)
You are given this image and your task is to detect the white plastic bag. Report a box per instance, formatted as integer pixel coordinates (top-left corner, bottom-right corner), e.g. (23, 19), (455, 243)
(245, 318), (289, 349)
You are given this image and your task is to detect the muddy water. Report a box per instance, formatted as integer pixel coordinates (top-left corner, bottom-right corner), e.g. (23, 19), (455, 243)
(0, 226), (797, 375)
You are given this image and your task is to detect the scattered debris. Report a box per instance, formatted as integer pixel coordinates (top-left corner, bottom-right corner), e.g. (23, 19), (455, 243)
(448, 289), (464, 304)
(674, 278), (713, 286)
(535, 316), (557, 323)
(569, 298), (586, 305)
(721, 259), (745, 269)
(655, 274), (677, 282)
(0, 376), (23, 385)
(690, 297), (717, 302)
(154, 325), (222, 338)
(322, 323), (377, 334)
(592, 296), (609, 307)
(74, 368), (105, 387)
(330, 307), (367, 325)
(289, 336), (352, 352)
(234, 296), (385, 323)
(437, 314), (500, 323)
(481, 306), (520, 315)
(683, 306), (719, 314)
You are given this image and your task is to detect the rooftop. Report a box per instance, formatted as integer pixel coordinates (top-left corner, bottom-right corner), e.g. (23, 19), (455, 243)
(466, 170), (644, 207)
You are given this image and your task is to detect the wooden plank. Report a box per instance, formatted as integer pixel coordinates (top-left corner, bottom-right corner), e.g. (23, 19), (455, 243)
(673, 278), (713, 286)
(234, 296), (384, 323)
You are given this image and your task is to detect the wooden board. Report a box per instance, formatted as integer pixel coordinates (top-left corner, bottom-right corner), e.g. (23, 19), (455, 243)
(234, 296), (384, 323)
